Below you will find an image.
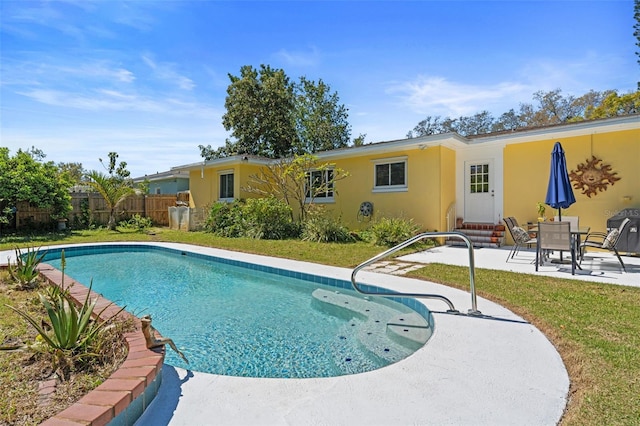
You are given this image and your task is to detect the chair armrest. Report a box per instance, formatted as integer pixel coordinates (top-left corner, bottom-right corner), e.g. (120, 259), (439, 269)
(583, 232), (607, 244)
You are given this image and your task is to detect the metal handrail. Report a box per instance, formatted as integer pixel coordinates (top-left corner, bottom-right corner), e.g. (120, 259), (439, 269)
(350, 231), (481, 315)
(445, 202), (457, 232)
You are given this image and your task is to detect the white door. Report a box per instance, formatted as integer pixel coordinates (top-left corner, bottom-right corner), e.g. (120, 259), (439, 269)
(464, 160), (495, 222)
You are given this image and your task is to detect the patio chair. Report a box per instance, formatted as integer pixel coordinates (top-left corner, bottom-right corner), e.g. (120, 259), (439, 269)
(553, 215), (579, 232)
(579, 217), (631, 272)
(536, 221), (576, 275)
(503, 217), (537, 262)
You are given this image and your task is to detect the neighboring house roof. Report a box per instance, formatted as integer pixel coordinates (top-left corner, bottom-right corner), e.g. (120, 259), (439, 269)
(133, 170), (190, 183)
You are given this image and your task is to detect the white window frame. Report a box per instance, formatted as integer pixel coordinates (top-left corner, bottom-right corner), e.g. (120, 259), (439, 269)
(218, 170), (235, 201)
(154, 187), (161, 195)
(305, 168), (335, 203)
(372, 156), (408, 193)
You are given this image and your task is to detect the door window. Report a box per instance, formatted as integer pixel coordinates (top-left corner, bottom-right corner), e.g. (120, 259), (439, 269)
(469, 163), (489, 193)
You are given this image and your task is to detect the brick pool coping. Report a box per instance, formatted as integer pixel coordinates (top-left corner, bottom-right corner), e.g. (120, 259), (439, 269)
(36, 263), (165, 426)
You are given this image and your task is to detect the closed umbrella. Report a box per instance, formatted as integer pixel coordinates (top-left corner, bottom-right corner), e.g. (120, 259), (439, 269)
(545, 141), (576, 263)
(545, 141), (576, 220)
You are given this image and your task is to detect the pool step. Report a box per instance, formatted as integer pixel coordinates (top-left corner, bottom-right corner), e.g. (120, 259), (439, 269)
(311, 289), (431, 361)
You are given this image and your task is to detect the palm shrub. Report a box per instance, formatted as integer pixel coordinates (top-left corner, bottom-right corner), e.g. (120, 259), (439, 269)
(85, 169), (135, 231)
(302, 207), (354, 243)
(7, 246), (45, 290)
(366, 217), (421, 247)
(5, 250), (124, 378)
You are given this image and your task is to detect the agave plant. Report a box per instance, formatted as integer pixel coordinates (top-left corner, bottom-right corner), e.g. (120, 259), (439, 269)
(5, 250), (124, 369)
(7, 246), (45, 290)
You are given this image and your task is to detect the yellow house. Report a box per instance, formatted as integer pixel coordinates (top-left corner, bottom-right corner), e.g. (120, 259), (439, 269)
(173, 114), (639, 245)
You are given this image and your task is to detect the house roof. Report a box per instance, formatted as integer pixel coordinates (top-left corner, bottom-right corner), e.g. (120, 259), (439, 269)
(170, 114), (640, 170)
(467, 114), (640, 147)
(171, 154), (274, 172)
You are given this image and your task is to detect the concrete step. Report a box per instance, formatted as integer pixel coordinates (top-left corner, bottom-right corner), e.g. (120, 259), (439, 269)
(447, 222), (505, 248)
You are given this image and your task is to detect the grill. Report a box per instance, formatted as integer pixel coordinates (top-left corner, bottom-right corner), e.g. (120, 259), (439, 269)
(607, 208), (640, 254)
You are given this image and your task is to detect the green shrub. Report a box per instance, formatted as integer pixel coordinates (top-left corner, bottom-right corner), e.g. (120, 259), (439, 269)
(366, 217), (420, 247)
(119, 214), (153, 231)
(205, 200), (245, 237)
(302, 208), (354, 243)
(242, 197), (298, 240)
(73, 197), (94, 229)
(205, 198), (298, 240)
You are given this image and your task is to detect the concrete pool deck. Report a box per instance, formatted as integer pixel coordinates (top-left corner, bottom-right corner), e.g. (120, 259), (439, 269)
(131, 242), (569, 426)
(3, 242), (571, 425)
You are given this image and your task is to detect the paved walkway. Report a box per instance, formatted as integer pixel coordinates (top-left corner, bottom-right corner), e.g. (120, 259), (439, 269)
(397, 244), (640, 288)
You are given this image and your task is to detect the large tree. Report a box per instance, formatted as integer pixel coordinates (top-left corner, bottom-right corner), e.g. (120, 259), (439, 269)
(407, 88), (639, 138)
(85, 152), (135, 230)
(57, 162), (86, 185)
(199, 65), (352, 159)
(200, 65), (298, 159)
(294, 77), (351, 154)
(0, 147), (72, 228)
(584, 90), (640, 118)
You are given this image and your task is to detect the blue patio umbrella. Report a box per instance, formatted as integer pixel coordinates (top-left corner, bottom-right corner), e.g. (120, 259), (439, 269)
(545, 141), (576, 220)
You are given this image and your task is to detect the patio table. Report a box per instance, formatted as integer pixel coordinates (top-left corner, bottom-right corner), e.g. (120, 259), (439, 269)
(528, 225), (591, 267)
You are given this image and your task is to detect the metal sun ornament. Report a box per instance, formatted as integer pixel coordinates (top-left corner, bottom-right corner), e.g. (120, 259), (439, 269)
(569, 156), (621, 198)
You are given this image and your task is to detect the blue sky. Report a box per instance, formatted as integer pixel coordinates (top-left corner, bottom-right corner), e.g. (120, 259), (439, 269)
(1, 0), (636, 178)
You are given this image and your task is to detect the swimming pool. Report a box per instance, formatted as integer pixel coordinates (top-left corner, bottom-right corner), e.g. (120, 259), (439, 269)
(42, 244), (433, 378)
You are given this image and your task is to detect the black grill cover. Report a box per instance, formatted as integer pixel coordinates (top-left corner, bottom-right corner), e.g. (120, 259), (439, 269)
(607, 208), (640, 253)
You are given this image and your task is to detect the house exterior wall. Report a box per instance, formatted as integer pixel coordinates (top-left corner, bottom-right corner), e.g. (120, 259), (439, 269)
(439, 146), (457, 232)
(327, 145), (453, 231)
(178, 115), (639, 238)
(187, 163), (264, 209)
(148, 178), (189, 195)
(504, 127), (640, 238)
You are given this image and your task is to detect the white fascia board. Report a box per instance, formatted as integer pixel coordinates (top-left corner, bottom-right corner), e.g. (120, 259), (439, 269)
(171, 155), (273, 172)
(469, 115), (640, 148)
(315, 133), (470, 161)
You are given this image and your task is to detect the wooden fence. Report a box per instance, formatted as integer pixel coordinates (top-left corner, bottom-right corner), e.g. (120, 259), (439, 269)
(15, 193), (178, 229)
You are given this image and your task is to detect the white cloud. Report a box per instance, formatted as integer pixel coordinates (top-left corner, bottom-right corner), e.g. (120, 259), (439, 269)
(518, 52), (636, 95)
(388, 76), (531, 117)
(274, 47), (320, 67)
(19, 87), (219, 119)
(142, 54), (195, 91)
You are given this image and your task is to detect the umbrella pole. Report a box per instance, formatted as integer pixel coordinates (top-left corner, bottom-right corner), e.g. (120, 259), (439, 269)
(558, 208), (563, 261)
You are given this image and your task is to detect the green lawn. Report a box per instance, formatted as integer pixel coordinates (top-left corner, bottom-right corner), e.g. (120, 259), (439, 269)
(1, 227), (638, 425)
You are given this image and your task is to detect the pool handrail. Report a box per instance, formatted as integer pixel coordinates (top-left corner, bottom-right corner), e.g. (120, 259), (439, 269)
(351, 231), (481, 316)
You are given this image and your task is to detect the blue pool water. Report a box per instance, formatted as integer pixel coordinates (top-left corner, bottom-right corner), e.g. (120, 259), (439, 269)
(44, 245), (432, 378)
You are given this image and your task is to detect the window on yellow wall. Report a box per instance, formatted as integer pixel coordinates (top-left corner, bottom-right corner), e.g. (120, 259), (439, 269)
(219, 172), (234, 200)
(305, 169), (334, 202)
(373, 157), (407, 192)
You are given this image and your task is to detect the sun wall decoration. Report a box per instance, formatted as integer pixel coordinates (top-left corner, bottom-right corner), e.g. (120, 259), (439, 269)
(569, 156), (621, 198)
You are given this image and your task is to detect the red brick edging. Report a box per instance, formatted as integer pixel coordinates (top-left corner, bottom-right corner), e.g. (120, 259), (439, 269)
(36, 264), (165, 426)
